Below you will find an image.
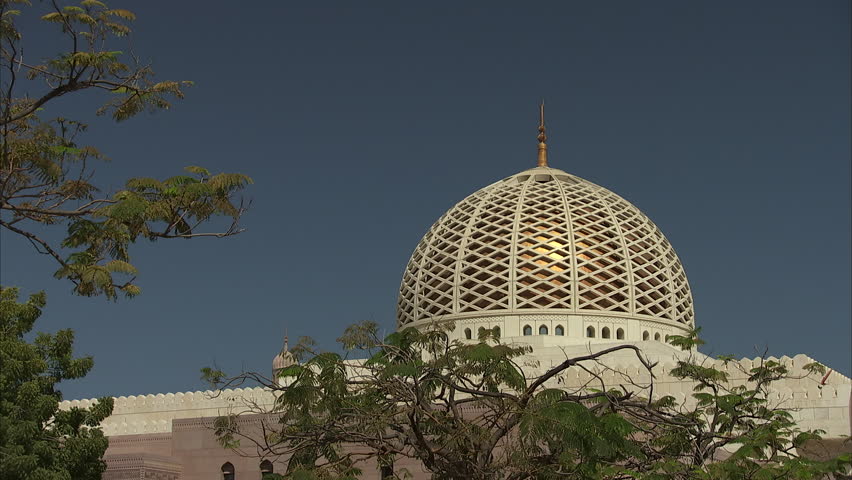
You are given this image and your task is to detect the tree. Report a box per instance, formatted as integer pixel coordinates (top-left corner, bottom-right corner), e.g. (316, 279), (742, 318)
(0, 287), (113, 480)
(204, 323), (851, 480)
(1, 1), (251, 477)
(1, 0), (252, 299)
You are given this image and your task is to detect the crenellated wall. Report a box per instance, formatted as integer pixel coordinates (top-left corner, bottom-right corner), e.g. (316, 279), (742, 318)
(522, 348), (851, 438)
(60, 350), (849, 438)
(60, 387), (277, 436)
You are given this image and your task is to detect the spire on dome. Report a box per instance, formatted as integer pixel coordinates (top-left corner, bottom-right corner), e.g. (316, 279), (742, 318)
(537, 101), (548, 167)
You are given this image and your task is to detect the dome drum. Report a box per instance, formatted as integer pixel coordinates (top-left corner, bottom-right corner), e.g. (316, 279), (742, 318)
(434, 312), (689, 345)
(397, 167), (694, 339)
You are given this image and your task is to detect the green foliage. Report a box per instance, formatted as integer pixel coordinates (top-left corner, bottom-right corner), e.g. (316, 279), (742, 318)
(518, 394), (642, 479)
(802, 362), (826, 376)
(666, 327), (704, 350)
(1, 1), (253, 299)
(645, 337), (851, 479)
(0, 287), (114, 480)
(0, 2), (250, 478)
(206, 323), (851, 480)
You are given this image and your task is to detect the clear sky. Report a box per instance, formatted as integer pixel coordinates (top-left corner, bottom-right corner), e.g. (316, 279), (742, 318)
(2, 1), (849, 399)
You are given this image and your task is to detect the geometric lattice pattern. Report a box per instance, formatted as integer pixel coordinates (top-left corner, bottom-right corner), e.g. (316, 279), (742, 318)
(397, 166), (694, 328)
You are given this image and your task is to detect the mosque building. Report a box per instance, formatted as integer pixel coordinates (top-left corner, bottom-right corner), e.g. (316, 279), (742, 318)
(63, 109), (850, 480)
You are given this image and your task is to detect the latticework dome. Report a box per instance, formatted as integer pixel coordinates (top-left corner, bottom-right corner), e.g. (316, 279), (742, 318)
(397, 166), (694, 336)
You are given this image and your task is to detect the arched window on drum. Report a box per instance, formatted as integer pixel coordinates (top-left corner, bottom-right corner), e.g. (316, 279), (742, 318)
(221, 462), (235, 480)
(260, 460), (274, 479)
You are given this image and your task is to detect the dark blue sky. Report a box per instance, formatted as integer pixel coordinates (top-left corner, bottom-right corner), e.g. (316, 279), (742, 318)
(2, 1), (849, 399)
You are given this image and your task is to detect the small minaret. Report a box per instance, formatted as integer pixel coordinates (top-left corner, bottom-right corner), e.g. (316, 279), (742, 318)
(272, 334), (295, 386)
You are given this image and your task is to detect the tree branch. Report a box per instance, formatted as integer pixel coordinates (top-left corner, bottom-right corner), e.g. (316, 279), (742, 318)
(0, 218), (68, 268)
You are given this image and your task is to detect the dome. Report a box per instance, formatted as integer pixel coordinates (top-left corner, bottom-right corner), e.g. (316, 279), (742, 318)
(273, 350), (295, 371)
(396, 165), (694, 338)
(272, 337), (295, 377)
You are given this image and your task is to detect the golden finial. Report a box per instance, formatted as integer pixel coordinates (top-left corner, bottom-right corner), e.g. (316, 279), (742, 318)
(537, 101), (548, 167)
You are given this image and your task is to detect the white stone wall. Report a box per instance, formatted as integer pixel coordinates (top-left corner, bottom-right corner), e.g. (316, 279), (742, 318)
(62, 350), (849, 438)
(60, 388), (276, 436)
(517, 346), (851, 438)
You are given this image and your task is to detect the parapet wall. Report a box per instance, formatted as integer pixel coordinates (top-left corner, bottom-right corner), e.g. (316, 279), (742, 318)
(61, 351), (849, 437)
(526, 350), (850, 437)
(60, 387), (276, 436)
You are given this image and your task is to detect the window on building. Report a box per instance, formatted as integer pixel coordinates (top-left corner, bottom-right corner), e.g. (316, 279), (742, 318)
(654, 333), (661, 341)
(554, 325), (564, 336)
(221, 462), (235, 480)
(586, 326), (595, 338)
(539, 325), (548, 335)
(478, 327), (486, 339)
(464, 328), (472, 340)
(260, 460), (274, 479)
(616, 328), (625, 340)
(523, 325), (532, 336)
(601, 327), (611, 339)
(493, 326), (500, 339)
(642, 331), (650, 341)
